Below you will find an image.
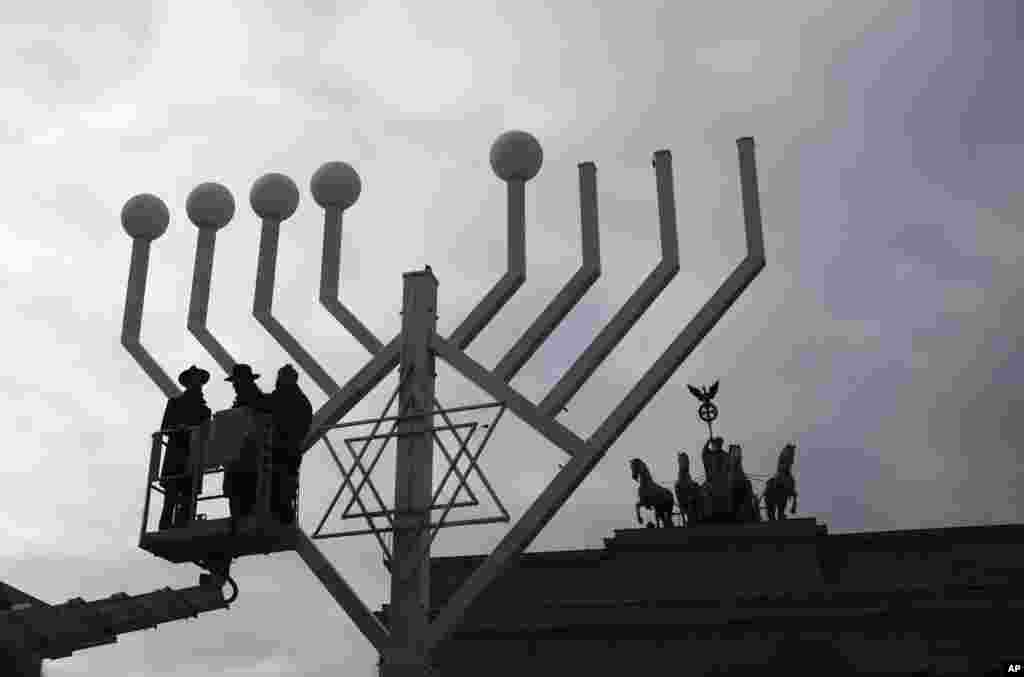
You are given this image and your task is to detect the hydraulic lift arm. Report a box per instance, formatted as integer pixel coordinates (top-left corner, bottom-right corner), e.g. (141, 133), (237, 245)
(0, 575), (235, 661)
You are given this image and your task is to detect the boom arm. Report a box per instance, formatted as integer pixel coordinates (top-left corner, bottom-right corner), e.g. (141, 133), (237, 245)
(0, 579), (233, 660)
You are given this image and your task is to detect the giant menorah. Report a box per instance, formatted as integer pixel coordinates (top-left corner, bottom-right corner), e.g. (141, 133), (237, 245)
(120, 130), (764, 675)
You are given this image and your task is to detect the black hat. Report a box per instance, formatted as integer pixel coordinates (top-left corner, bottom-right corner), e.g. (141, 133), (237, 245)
(277, 364), (299, 383)
(178, 365), (210, 387)
(226, 364), (261, 382)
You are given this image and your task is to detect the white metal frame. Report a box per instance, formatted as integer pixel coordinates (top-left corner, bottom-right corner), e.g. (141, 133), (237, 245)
(121, 135), (765, 673)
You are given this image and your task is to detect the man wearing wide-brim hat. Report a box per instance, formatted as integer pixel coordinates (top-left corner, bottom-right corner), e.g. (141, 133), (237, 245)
(158, 365), (212, 529)
(225, 363), (272, 418)
(223, 364), (272, 523)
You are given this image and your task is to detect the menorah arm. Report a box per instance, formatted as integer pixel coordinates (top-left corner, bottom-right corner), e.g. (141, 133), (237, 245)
(187, 228), (236, 374)
(431, 335), (589, 457)
(447, 180), (527, 350)
(494, 162), (601, 383)
(253, 218), (342, 395)
(121, 239), (181, 398)
(425, 426), (604, 651)
(294, 530), (390, 651)
(299, 336), (402, 453)
(320, 205), (384, 355)
(538, 150), (680, 418)
(588, 137), (765, 455)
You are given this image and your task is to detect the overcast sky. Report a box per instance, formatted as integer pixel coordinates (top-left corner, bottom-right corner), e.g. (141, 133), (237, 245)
(1, 1), (1020, 674)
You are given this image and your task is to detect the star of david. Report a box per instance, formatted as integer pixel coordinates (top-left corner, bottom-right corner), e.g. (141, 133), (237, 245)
(311, 368), (509, 570)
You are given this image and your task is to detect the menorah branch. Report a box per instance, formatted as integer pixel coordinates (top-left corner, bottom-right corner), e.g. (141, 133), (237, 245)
(253, 217), (342, 396)
(590, 257), (763, 454)
(737, 137), (765, 259)
(121, 238), (180, 398)
(494, 162), (602, 383)
(447, 180), (527, 350)
(320, 205), (385, 355)
(300, 337), (403, 452)
(426, 432), (603, 651)
(538, 150), (679, 418)
(431, 335), (589, 457)
(589, 137), (765, 454)
(187, 228), (236, 374)
(294, 531), (390, 651)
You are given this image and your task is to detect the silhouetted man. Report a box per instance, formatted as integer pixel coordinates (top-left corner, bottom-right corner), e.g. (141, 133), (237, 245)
(269, 364), (314, 524)
(159, 366), (212, 529)
(223, 364), (272, 523)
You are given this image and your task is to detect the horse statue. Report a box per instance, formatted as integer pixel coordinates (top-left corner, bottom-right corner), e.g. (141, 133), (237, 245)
(630, 458), (675, 528)
(763, 443), (798, 520)
(674, 452), (702, 527)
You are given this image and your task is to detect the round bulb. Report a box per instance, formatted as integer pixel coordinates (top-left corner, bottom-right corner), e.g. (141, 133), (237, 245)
(250, 173), (300, 221)
(186, 182), (235, 230)
(490, 130), (543, 181)
(310, 162), (361, 209)
(121, 194), (170, 240)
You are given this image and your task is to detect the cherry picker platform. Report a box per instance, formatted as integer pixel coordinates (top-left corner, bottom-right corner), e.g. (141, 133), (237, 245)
(0, 406), (318, 667)
(139, 406), (301, 577)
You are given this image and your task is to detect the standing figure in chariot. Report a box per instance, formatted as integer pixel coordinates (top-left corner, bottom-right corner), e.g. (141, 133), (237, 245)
(158, 365), (212, 529)
(223, 363), (272, 523)
(701, 436), (732, 523)
(269, 364), (313, 525)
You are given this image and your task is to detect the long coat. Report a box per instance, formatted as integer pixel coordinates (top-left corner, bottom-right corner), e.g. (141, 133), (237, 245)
(223, 383), (273, 483)
(159, 389), (211, 485)
(270, 383), (313, 460)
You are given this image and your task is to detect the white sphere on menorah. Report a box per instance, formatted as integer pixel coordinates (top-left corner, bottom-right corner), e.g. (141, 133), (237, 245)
(250, 173), (300, 221)
(121, 193), (170, 240)
(490, 130), (543, 181)
(310, 162), (361, 210)
(186, 182), (235, 230)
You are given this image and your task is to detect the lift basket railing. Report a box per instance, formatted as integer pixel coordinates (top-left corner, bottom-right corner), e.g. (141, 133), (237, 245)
(141, 408), (287, 537)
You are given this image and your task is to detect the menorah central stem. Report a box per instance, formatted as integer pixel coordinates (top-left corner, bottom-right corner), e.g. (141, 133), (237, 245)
(385, 266), (439, 675)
